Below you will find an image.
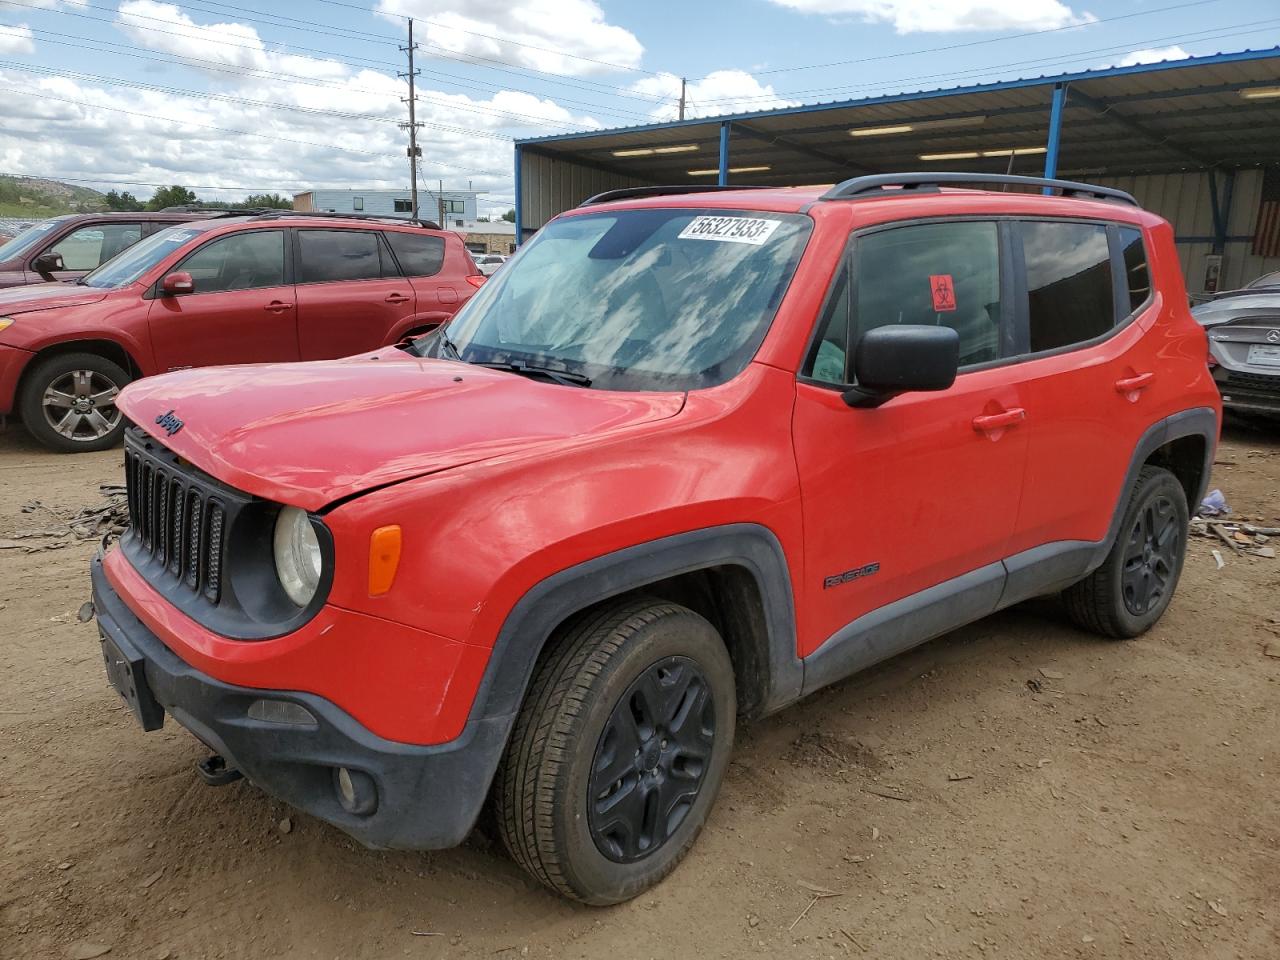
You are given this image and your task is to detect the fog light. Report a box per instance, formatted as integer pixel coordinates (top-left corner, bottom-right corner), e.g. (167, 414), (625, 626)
(247, 699), (316, 725)
(334, 767), (378, 816)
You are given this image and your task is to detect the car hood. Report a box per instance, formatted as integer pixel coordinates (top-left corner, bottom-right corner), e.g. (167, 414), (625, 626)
(0, 282), (110, 313)
(119, 352), (687, 510)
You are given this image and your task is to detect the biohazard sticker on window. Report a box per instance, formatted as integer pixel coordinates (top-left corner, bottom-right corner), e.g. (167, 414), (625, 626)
(930, 274), (957, 312)
(677, 216), (782, 246)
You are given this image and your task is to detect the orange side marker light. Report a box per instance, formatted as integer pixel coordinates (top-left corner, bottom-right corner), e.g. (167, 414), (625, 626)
(368, 525), (402, 596)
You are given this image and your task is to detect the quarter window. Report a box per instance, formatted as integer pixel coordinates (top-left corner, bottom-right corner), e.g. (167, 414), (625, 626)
(297, 229), (388, 283)
(178, 230), (285, 292)
(803, 269), (850, 384)
(852, 221), (1002, 369)
(49, 222), (143, 271)
(1022, 221), (1114, 353)
(1118, 226), (1150, 313)
(383, 231), (445, 277)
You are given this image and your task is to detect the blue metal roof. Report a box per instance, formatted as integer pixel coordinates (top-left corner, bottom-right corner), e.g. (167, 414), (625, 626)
(515, 46), (1280, 147)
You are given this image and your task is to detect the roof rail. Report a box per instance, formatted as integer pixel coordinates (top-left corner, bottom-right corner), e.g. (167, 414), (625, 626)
(159, 205), (279, 216)
(579, 184), (772, 207)
(248, 210), (443, 230)
(819, 173), (1138, 206)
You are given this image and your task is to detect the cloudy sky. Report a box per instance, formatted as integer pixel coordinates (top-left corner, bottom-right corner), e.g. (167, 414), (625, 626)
(0, 0), (1277, 213)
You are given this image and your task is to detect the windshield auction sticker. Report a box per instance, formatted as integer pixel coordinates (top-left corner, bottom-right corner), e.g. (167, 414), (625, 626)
(677, 215), (782, 246)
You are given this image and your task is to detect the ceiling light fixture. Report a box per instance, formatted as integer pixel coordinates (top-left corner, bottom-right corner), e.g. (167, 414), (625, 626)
(851, 115), (987, 137)
(1240, 86), (1280, 99)
(981, 146), (1049, 157)
(612, 144), (698, 157)
(918, 151), (980, 161)
(687, 165), (772, 175)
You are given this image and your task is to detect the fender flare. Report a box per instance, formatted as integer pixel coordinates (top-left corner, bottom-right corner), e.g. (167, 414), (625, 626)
(466, 523), (804, 733)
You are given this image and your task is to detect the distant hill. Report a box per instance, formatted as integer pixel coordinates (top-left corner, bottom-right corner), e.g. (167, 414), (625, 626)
(0, 176), (106, 219)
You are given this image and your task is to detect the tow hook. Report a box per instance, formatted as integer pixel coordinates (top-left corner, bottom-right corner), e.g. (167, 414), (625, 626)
(196, 754), (243, 786)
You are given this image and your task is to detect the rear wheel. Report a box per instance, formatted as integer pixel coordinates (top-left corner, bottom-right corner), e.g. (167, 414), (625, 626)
(1063, 465), (1188, 638)
(493, 598), (736, 905)
(19, 352), (131, 453)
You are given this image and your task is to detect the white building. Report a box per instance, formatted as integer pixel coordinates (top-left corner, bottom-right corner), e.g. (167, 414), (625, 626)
(293, 188), (479, 225)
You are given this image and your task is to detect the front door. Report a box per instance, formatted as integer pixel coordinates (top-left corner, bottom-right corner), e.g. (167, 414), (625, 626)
(792, 219), (1028, 662)
(293, 229), (417, 359)
(148, 229), (299, 371)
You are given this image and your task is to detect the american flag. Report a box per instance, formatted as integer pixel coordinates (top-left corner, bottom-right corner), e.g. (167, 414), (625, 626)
(1253, 168), (1280, 259)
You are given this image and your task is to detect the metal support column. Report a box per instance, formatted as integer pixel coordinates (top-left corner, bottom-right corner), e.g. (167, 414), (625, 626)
(1212, 170), (1236, 255)
(718, 121), (731, 186)
(513, 143), (523, 248)
(1043, 82), (1067, 192)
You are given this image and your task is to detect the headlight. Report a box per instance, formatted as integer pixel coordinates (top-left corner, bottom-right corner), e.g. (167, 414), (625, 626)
(273, 506), (322, 607)
(0, 317), (14, 334)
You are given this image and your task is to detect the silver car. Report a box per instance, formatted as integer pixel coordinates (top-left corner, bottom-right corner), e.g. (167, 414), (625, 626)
(1193, 281), (1280, 415)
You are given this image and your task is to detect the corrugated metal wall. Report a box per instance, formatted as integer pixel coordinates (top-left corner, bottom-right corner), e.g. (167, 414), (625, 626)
(519, 150), (653, 232)
(1092, 169), (1278, 293)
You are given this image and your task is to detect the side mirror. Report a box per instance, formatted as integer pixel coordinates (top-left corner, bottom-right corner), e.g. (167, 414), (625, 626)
(161, 271), (195, 296)
(32, 251), (65, 280)
(843, 325), (960, 408)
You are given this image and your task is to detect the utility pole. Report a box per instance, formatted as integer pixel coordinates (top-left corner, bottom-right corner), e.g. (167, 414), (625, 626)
(678, 77), (687, 121)
(398, 18), (422, 221)
(438, 178), (446, 228)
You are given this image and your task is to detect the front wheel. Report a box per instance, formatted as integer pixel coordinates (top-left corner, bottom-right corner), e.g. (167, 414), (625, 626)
(1063, 465), (1189, 638)
(19, 352), (131, 453)
(493, 599), (736, 905)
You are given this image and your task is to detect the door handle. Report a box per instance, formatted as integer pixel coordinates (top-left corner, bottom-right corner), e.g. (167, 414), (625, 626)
(1115, 372), (1154, 396)
(384, 293), (412, 304)
(264, 301), (293, 313)
(972, 408), (1026, 434)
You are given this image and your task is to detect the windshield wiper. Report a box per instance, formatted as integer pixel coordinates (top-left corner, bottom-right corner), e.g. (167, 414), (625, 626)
(475, 360), (592, 388)
(435, 325), (464, 361)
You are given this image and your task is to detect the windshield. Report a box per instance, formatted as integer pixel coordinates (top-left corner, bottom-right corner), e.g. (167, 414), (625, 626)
(80, 225), (204, 289)
(414, 208), (811, 391)
(0, 218), (67, 263)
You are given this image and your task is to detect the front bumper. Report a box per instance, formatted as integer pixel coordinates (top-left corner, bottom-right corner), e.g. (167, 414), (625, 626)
(0, 343), (34, 416)
(91, 555), (508, 850)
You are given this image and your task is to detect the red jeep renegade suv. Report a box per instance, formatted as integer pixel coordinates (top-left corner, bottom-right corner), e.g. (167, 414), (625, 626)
(89, 174), (1219, 905)
(0, 212), (482, 452)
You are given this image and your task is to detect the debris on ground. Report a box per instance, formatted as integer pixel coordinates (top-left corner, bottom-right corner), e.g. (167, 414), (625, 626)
(10, 487), (127, 550)
(1198, 489), (1231, 516)
(1190, 516), (1276, 561)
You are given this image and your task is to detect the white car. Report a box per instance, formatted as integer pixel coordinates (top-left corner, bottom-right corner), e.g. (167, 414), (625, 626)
(476, 254), (506, 277)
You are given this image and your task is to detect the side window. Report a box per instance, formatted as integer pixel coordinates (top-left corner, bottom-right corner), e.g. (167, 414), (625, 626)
(383, 231), (445, 277)
(853, 221), (1002, 368)
(49, 223), (143, 270)
(1118, 226), (1151, 313)
(1021, 221), (1113, 353)
(803, 268), (850, 384)
(178, 230), (286, 293)
(297, 229), (386, 283)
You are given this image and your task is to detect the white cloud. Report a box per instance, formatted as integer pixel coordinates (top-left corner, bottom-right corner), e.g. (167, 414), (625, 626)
(630, 71), (797, 121)
(766, 0), (1094, 33)
(374, 0), (643, 76)
(1113, 45), (1191, 67)
(0, 24), (36, 55)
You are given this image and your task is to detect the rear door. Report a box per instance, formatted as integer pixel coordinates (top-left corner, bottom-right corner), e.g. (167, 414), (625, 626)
(383, 230), (468, 329)
(147, 228), (299, 371)
(792, 218), (1029, 660)
(294, 228), (417, 359)
(1003, 220), (1158, 558)
(42, 221), (145, 282)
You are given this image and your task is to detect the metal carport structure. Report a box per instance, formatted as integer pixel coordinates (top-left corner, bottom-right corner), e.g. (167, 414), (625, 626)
(513, 48), (1280, 292)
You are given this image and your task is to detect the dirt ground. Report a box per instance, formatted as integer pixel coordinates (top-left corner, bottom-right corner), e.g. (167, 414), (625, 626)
(2, 419), (1278, 960)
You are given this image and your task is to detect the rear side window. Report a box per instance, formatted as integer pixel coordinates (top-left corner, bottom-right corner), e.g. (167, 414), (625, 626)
(384, 231), (445, 277)
(1021, 221), (1113, 353)
(298, 229), (390, 283)
(1118, 226), (1150, 313)
(852, 221), (1002, 368)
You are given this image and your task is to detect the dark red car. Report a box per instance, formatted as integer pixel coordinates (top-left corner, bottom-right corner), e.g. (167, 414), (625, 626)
(0, 212), (207, 288)
(91, 174), (1218, 904)
(0, 213), (483, 451)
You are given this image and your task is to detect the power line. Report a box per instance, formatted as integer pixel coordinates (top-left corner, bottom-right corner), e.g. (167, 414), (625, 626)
(714, 0), (1232, 79)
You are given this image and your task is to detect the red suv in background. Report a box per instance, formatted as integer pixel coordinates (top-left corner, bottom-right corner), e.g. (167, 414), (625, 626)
(90, 174), (1218, 905)
(0, 213), (483, 451)
(0, 211), (211, 288)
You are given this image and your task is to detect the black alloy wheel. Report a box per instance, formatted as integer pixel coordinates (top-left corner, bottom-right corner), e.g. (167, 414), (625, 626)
(1120, 494), (1181, 616)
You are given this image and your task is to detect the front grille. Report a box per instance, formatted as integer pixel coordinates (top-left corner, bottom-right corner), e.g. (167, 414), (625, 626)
(123, 434), (227, 605)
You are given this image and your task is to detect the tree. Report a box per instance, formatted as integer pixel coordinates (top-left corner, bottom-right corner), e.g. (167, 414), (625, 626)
(146, 185), (198, 210)
(242, 193), (291, 209)
(104, 190), (145, 211)
(501, 208), (516, 223)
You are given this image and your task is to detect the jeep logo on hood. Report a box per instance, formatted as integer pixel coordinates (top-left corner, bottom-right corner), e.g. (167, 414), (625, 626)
(155, 410), (184, 436)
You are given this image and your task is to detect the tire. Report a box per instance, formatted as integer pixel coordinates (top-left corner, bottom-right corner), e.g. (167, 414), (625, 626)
(1063, 465), (1189, 638)
(19, 352), (131, 453)
(493, 598), (736, 905)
